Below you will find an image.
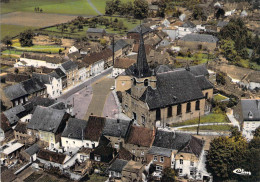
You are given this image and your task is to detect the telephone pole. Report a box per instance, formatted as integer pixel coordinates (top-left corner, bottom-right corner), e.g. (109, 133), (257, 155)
(197, 113), (201, 135)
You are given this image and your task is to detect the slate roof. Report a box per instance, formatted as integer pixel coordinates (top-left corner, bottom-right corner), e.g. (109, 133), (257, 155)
(4, 83), (28, 100)
(154, 65), (172, 74)
(189, 64), (209, 76)
(27, 106), (66, 133)
(37, 149), (66, 164)
(152, 130), (191, 150)
(21, 78), (46, 95)
(91, 145), (114, 157)
(14, 122), (27, 134)
(62, 118), (87, 140)
(85, 116), (106, 142)
(126, 126), (154, 147)
(53, 68), (66, 79)
(32, 73), (51, 84)
(114, 58), (136, 69)
(1, 114), (12, 132)
(23, 97), (56, 114)
(147, 146), (172, 157)
(103, 118), (132, 138)
(25, 143), (40, 156)
(109, 39), (129, 52)
(181, 21), (196, 28)
(195, 76), (213, 90)
(139, 70), (206, 110)
(108, 159), (128, 172)
(179, 136), (204, 157)
(68, 52), (82, 61)
(3, 105), (26, 125)
(128, 25), (153, 34)
(87, 28), (106, 33)
(117, 147), (133, 161)
(180, 33), (218, 43)
(241, 99), (260, 121)
(61, 60), (78, 71)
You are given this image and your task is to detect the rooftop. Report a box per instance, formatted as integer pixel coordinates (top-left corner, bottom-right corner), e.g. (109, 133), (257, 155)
(241, 99), (260, 121)
(126, 126), (154, 147)
(61, 60), (78, 71)
(62, 118), (87, 140)
(114, 58), (136, 69)
(85, 116), (106, 142)
(103, 118), (132, 138)
(180, 33), (218, 43)
(108, 159), (128, 172)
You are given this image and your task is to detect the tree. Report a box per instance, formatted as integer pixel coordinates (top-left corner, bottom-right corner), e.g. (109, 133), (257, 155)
(192, 6), (207, 21)
(219, 39), (237, 61)
(100, 39), (107, 47)
(216, 72), (226, 85)
(161, 167), (176, 182)
(69, 26), (76, 33)
(19, 29), (34, 47)
(2, 36), (12, 48)
(133, 0), (148, 19)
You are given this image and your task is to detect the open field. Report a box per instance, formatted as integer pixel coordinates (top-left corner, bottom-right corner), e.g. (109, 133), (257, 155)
(170, 113), (229, 127)
(0, 24), (35, 39)
(1, 12), (78, 27)
(92, 0), (134, 14)
(0, 0), (97, 15)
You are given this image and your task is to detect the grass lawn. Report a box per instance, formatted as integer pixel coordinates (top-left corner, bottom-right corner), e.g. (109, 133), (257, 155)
(91, 0), (134, 14)
(180, 124), (232, 131)
(1, 0), (97, 15)
(11, 39), (64, 53)
(0, 24), (35, 39)
(1, 50), (23, 55)
(213, 94), (228, 102)
(176, 53), (215, 65)
(170, 113), (229, 127)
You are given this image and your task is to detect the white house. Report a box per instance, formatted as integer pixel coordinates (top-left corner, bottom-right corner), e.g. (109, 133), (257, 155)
(90, 59), (104, 76)
(78, 66), (87, 83)
(241, 99), (260, 140)
(177, 21), (197, 39)
(32, 73), (62, 98)
(112, 58), (136, 77)
(69, 46), (79, 54)
(162, 27), (178, 41)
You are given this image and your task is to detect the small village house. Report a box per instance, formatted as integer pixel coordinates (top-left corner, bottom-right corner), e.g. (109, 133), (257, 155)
(121, 160), (146, 182)
(86, 28), (106, 40)
(60, 60), (79, 88)
(112, 58), (136, 77)
(127, 25), (154, 43)
(108, 159), (128, 179)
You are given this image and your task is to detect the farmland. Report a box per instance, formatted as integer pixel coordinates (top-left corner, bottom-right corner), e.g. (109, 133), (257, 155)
(0, 24), (35, 39)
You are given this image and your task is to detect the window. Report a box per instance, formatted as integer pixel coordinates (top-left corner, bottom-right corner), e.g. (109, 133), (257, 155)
(190, 161), (194, 166)
(205, 92), (208, 99)
(132, 149), (135, 154)
(156, 108), (161, 120)
(156, 165), (163, 171)
(141, 116), (146, 125)
(180, 159), (183, 164)
(154, 156), (157, 161)
(133, 78), (137, 86)
(190, 170), (194, 176)
(186, 102), (191, 113)
(160, 157), (164, 163)
(177, 104), (182, 115)
(133, 112), (137, 120)
(195, 100), (200, 110)
(167, 106), (172, 117)
(144, 79), (149, 86)
(179, 169), (183, 174)
(141, 151), (144, 155)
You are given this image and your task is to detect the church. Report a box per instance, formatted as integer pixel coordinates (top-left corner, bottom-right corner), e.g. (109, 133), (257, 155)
(116, 29), (214, 129)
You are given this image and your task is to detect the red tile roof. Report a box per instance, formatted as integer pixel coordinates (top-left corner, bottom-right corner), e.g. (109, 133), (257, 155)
(114, 58), (136, 69)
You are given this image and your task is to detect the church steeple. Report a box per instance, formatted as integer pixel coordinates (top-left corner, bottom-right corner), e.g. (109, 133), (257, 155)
(135, 27), (152, 78)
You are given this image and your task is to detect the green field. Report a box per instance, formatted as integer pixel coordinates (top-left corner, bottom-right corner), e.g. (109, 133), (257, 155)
(180, 124), (232, 131)
(0, 24), (35, 39)
(1, 0), (97, 15)
(170, 113), (229, 127)
(91, 0), (134, 14)
(213, 94), (228, 102)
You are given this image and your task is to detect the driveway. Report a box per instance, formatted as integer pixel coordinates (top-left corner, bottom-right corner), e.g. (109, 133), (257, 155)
(84, 75), (114, 119)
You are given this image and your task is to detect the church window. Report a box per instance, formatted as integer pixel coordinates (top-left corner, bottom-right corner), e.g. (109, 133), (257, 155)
(205, 92), (208, 99)
(167, 106), (172, 117)
(186, 102), (191, 113)
(195, 100), (200, 110)
(156, 109), (161, 120)
(177, 104), (182, 115)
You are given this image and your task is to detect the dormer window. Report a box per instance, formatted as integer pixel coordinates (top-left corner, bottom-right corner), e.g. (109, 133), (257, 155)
(248, 111), (253, 119)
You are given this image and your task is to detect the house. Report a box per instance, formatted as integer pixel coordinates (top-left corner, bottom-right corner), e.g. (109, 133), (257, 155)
(68, 52), (82, 62)
(112, 58), (136, 77)
(120, 31), (213, 128)
(178, 33), (218, 51)
(124, 126), (155, 163)
(127, 25), (154, 43)
(4, 77), (47, 107)
(0, 113), (13, 139)
(0, 140), (25, 166)
(51, 68), (67, 89)
(61, 118), (88, 151)
(17, 53), (66, 69)
(109, 39), (131, 58)
(14, 122), (28, 142)
(241, 99), (260, 140)
(86, 28), (106, 40)
(21, 143), (40, 162)
(69, 45), (80, 54)
(108, 159), (128, 179)
(3, 105), (27, 126)
(145, 34), (162, 49)
(162, 17), (175, 27)
(84, 116), (106, 148)
(32, 73), (62, 98)
(177, 21), (197, 38)
(121, 160), (145, 182)
(27, 106), (70, 149)
(102, 118), (132, 150)
(60, 60), (79, 88)
(90, 143), (115, 163)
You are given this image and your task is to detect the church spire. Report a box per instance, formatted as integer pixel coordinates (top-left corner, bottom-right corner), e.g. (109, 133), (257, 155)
(136, 26), (151, 78)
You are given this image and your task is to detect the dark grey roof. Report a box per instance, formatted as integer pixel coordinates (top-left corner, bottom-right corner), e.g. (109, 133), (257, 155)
(125, 30), (152, 78)
(61, 60), (78, 71)
(147, 146), (172, 157)
(189, 64), (209, 76)
(153, 130), (191, 150)
(61, 118), (87, 140)
(195, 76), (213, 90)
(140, 70), (205, 109)
(54, 68), (66, 78)
(109, 39), (129, 52)
(154, 65), (172, 74)
(103, 118), (132, 138)
(217, 21), (228, 27)
(128, 24), (153, 34)
(25, 143), (40, 156)
(27, 106), (66, 133)
(32, 73), (51, 84)
(108, 159), (128, 172)
(49, 102), (66, 110)
(181, 33), (218, 43)
(87, 28), (106, 33)
(181, 21), (196, 28)
(23, 97), (56, 114)
(21, 78), (46, 94)
(241, 99), (260, 121)
(3, 105), (26, 125)
(4, 83), (28, 100)
(179, 136), (204, 157)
